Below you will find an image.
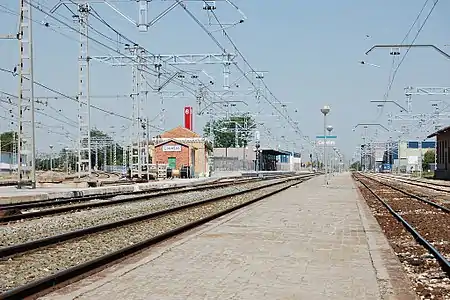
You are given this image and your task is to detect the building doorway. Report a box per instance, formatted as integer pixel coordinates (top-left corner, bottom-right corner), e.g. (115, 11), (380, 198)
(168, 157), (176, 169)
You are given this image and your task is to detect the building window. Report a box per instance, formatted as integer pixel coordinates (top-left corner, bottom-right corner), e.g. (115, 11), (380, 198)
(422, 141), (436, 149)
(407, 141), (419, 148)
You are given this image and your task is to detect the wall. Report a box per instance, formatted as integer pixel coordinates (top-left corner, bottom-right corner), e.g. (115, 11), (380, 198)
(190, 141), (209, 177)
(392, 140), (436, 172)
(154, 141), (190, 170)
(214, 147), (255, 160)
(151, 140), (211, 177)
(436, 131), (450, 176)
(0, 152), (14, 164)
(213, 157), (255, 172)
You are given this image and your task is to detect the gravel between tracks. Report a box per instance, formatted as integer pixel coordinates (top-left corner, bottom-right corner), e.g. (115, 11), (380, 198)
(0, 179), (287, 248)
(371, 174), (450, 205)
(0, 179), (297, 293)
(364, 181), (450, 257)
(355, 178), (450, 299)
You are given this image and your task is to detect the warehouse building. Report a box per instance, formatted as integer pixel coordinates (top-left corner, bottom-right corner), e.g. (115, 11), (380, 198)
(392, 140), (436, 172)
(361, 140), (435, 173)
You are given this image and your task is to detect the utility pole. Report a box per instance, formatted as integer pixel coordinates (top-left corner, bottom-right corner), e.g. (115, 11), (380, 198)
(15, 0), (37, 189)
(75, 3), (92, 177)
(127, 45), (143, 179)
(145, 117), (150, 180)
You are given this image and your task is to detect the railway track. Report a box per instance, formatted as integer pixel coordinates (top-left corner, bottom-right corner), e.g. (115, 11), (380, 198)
(353, 173), (450, 299)
(0, 175), (316, 248)
(0, 176), (279, 222)
(0, 174), (314, 299)
(373, 173), (450, 194)
(362, 174), (450, 212)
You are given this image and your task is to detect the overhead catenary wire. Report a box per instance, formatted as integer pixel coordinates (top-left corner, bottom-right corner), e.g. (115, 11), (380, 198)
(28, 0), (231, 117)
(195, 2), (309, 144)
(1, 1), (236, 133)
(375, 0), (439, 122)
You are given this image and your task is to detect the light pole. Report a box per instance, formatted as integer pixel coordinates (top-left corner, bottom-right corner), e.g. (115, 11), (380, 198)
(326, 125), (333, 183)
(332, 146), (337, 175)
(320, 105), (330, 185)
(49, 145), (54, 171)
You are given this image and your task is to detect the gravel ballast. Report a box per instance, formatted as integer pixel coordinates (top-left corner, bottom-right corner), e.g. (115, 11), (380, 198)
(0, 179), (300, 293)
(0, 179), (285, 247)
(355, 176), (450, 299)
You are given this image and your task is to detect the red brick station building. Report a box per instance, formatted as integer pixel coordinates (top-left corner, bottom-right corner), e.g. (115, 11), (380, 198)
(152, 126), (211, 177)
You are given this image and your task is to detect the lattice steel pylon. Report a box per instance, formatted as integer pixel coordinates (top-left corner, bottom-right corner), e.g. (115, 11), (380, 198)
(127, 45), (145, 178)
(17, 0), (37, 188)
(76, 3), (92, 176)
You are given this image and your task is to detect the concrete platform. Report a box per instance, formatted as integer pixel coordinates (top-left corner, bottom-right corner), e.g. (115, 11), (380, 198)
(39, 173), (416, 300)
(0, 177), (218, 205)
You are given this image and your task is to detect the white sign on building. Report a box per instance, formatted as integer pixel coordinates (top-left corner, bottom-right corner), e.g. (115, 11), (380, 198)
(162, 145), (182, 152)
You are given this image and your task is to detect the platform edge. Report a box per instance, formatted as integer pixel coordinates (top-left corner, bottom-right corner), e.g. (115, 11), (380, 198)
(351, 176), (419, 300)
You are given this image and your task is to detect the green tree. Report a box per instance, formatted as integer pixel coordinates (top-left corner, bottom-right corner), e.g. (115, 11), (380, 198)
(0, 131), (18, 153)
(90, 128), (125, 169)
(422, 150), (435, 171)
(203, 114), (256, 148)
(350, 161), (361, 171)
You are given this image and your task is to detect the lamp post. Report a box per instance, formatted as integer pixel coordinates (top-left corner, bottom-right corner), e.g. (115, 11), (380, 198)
(49, 145), (54, 171)
(326, 125), (333, 183)
(320, 106), (330, 185)
(332, 146), (337, 175)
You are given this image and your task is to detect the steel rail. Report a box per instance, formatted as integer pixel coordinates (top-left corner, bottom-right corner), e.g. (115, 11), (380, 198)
(0, 176), (311, 300)
(374, 173), (450, 193)
(1, 177), (254, 211)
(0, 175), (313, 258)
(0, 176), (283, 223)
(0, 175), (270, 211)
(0, 175), (279, 210)
(354, 174), (450, 275)
(0, 177), (225, 210)
(0, 174), (304, 212)
(357, 173), (450, 213)
(0, 174), (293, 210)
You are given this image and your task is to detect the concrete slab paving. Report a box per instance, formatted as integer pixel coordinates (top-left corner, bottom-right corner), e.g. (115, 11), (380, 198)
(39, 173), (416, 300)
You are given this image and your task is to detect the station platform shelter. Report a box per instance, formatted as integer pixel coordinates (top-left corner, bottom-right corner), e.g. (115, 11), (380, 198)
(257, 148), (301, 171)
(213, 147), (301, 172)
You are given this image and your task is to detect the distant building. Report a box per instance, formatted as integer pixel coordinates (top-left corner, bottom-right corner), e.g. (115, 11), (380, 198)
(393, 140), (436, 172)
(427, 126), (450, 179)
(361, 141), (435, 173)
(213, 147), (301, 171)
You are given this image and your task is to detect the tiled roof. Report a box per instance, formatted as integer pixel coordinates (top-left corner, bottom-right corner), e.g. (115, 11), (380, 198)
(155, 139), (189, 148)
(160, 126), (201, 138)
(427, 125), (450, 138)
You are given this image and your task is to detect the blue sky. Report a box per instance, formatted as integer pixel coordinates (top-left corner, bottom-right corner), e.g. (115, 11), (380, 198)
(1, 0), (450, 161)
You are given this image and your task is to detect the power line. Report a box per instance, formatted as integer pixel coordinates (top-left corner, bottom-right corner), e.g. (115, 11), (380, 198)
(0, 67), (133, 123)
(196, 3), (309, 144)
(385, 0), (439, 97)
(374, 0), (439, 124)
